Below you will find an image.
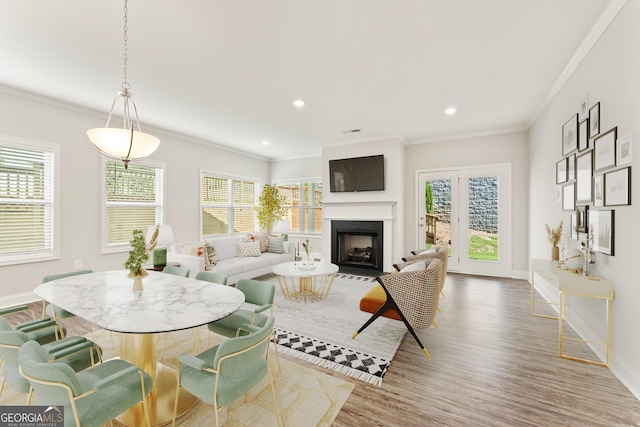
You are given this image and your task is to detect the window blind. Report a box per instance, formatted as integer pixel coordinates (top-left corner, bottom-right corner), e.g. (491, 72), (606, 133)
(201, 173), (257, 235)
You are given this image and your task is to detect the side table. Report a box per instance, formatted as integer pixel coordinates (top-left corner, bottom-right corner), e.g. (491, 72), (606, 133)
(273, 261), (339, 303)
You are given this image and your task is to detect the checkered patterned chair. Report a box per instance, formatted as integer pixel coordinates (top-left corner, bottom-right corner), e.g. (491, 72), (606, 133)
(353, 258), (443, 359)
(402, 246), (449, 296)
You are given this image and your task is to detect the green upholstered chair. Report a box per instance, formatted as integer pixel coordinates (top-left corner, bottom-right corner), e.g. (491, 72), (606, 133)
(42, 270), (94, 327)
(353, 258), (443, 360)
(19, 340), (152, 427)
(195, 271), (228, 285)
(206, 279), (280, 370)
(163, 265), (190, 277)
(0, 319), (102, 403)
(171, 316), (281, 427)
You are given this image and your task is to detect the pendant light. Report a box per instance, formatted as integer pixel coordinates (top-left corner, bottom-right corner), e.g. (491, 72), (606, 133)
(87, 0), (159, 169)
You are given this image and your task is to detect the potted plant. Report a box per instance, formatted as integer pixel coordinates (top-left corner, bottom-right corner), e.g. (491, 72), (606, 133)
(255, 184), (287, 233)
(124, 227), (158, 290)
(545, 220), (563, 262)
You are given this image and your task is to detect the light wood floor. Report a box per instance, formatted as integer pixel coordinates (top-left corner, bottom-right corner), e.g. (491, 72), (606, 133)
(11, 273), (640, 426)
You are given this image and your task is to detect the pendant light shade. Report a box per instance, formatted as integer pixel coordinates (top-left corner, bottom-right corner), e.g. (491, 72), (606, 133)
(87, 0), (159, 168)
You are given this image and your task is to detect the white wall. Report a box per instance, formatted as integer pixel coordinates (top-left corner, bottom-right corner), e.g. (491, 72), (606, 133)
(404, 131), (530, 275)
(0, 89), (269, 303)
(528, 1), (640, 398)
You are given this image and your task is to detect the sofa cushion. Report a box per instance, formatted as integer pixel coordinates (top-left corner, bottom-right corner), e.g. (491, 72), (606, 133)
(207, 235), (246, 261)
(400, 261), (426, 272)
(208, 261), (242, 277)
(224, 256), (271, 272)
(267, 236), (284, 254)
(237, 241), (261, 257)
(247, 233), (268, 252)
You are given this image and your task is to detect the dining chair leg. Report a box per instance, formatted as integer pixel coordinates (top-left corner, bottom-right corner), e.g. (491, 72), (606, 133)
(267, 362), (282, 427)
(270, 330), (281, 372)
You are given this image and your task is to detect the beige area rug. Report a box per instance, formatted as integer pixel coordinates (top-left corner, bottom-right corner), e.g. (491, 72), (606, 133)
(0, 328), (353, 427)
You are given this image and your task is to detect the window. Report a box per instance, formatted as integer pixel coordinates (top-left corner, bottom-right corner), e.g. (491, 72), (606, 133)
(277, 180), (322, 233)
(0, 137), (59, 265)
(103, 159), (164, 252)
(201, 172), (258, 235)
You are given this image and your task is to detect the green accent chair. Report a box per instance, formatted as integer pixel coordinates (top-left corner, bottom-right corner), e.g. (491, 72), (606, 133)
(206, 279), (280, 370)
(42, 270), (94, 334)
(19, 340), (152, 427)
(171, 316), (281, 427)
(195, 271), (228, 285)
(0, 317), (102, 403)
(163, 265), (190, 277)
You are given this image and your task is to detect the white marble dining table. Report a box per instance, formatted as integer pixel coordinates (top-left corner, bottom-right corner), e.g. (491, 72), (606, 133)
(33, 270), (244, 426)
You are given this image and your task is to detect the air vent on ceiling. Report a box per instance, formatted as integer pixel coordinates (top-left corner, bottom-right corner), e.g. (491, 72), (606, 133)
(341, 129), (361, 134)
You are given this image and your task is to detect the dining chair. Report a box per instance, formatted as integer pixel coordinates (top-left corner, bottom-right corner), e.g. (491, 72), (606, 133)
(195, 271), (228, 285)
(0, 323), (102, 403)
(18, 340), (152, 427)
(353, 258), (443, 359)
(206, 279), (280, 370)
(171, 316), (281, 427)
(163, 265), (190, 277)
(41, 270), (94, 327)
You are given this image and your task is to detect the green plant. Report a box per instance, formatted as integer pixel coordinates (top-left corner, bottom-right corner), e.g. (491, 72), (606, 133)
(255, 184), (287, 232)
(124, 228), (157, 275)
(425, 181), (434, 215)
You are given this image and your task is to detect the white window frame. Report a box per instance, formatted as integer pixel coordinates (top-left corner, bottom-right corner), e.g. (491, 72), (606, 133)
(200, 170), (260, 237)
(273, 177), (322, 235)
(101, 157), (166, 254)
(0, 135), (60, 266)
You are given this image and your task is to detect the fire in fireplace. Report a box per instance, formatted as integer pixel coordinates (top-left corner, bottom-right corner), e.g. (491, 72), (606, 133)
(331, 220), (383, 273)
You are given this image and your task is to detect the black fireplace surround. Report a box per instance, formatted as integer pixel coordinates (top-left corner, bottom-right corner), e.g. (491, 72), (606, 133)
(331, 220), (383, 274)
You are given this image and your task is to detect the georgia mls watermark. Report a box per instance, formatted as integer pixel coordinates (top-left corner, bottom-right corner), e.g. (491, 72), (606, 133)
(0, 406), (63, 427)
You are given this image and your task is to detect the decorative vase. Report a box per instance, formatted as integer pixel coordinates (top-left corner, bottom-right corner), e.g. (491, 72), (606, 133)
(551, 245), (559, 262)
(128, 268), (148, 291)
(301, 253), (315, 269)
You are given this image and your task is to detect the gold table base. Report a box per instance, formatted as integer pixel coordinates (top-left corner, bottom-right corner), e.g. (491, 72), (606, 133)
(116, 333), (197, 426)
(276, 274), (336, 303)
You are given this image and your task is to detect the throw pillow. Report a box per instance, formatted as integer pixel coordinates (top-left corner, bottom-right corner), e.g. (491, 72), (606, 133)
(202, 242), (217, 270)
(180, 244), (201, 257)
(267, 236), (284, 254)
(247, 233), (268, 252)
(400, 261), (426, 272)
(419, 248), (437, 255)
(237, 241), (261, 257)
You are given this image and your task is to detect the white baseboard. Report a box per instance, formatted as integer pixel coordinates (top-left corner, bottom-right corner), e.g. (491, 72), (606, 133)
(0, 292), (39, 309)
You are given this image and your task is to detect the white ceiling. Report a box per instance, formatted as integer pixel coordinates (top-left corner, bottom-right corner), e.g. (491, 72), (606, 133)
(0, 0), (614, 159)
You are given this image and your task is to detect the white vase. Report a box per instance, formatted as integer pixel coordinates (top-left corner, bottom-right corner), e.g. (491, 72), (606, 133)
(301, 254), (315, 268)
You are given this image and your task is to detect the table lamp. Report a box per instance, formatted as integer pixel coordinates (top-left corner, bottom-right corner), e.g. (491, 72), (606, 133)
(272, 220), (291, 240)
(147, 225), (174, 269)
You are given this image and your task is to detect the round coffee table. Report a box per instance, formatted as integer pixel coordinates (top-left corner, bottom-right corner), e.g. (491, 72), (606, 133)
(273, 261), (339, 303)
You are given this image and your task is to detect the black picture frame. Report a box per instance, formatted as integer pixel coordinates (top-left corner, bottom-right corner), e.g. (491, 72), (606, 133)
(593, 174), (604, 207)
(556, 158), (568, 184)
(562, 114), (579, 156)
(604, 167), (631, 206)
(576, 150), (592, 205)
(562, 183), (575, 212)
(570, 212), (578, 240)
(591, 209), (614, 256)
(578, 118), (589, 151)
(589, 102), (600, 138)
(575, 205), (588, 233)
(593, 127), (617, 172)
(567, 153), (576, 181)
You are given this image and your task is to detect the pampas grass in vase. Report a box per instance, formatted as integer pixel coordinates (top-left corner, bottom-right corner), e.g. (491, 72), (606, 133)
(544, 220), (563, 262)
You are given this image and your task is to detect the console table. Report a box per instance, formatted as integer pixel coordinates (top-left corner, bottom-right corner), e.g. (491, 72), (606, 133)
(530, 259), (614, 367)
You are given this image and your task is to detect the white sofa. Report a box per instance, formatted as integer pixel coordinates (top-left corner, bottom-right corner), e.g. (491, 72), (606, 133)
(167, 234), (293, 284)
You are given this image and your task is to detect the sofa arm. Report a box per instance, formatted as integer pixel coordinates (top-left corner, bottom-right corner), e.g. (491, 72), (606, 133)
(166, 253), (204, 278)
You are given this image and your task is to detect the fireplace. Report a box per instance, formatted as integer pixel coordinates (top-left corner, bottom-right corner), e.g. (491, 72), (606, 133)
(331, 220), (383, 274)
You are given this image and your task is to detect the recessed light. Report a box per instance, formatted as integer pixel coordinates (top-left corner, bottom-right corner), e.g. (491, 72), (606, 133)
(293, 99), (305, 108)
(445, 107), (457, 115)
(262, 140), (270, 146)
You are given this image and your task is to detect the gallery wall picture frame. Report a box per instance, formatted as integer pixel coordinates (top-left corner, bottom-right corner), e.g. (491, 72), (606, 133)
(578, 119), (589, 151)
(567, 153), (576, 181)
(616, 134), (633, 166)
(589, 102), (600, 137)
(562, 114), (579, 156)
(562, 183), (575, 212)
(576, 150), (593, 205)
(593, 174), (604, 207)
(593, 127), (617, 172)
(579, 96), (589, 120)
(604, 167), (631, 206)
(556, 158), (568, 184)
(570, 212), (578, 240)
(591, 209), (614, 256)
(575, 205), (588, 233)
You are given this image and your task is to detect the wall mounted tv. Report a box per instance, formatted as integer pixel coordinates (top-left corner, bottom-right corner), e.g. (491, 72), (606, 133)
(329, 154), (385, 192)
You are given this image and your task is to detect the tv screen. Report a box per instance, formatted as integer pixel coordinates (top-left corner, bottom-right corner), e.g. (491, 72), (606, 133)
(329, 154), (385, 192)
